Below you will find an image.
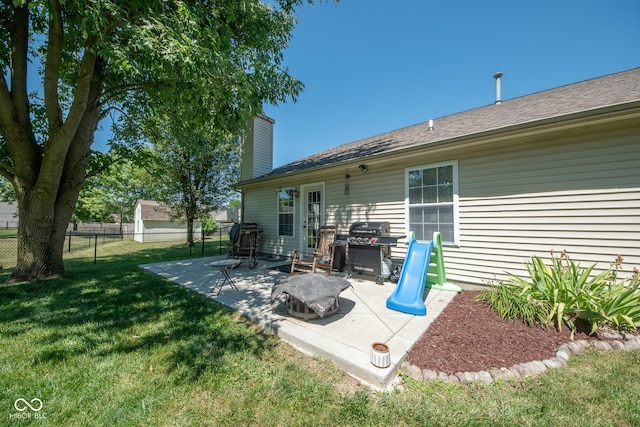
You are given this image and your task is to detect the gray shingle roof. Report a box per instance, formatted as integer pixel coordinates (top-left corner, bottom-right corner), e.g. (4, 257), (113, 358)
(137, 200), (172, 221)
(264, 68), (640, 178)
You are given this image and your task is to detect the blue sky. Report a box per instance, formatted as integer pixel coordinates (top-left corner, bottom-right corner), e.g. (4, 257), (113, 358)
(262, 0), (640, 168)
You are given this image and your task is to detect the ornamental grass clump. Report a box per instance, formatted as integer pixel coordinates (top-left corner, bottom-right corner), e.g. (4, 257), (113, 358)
(478, 250), (640, 339)
(475, 280), (550, 327)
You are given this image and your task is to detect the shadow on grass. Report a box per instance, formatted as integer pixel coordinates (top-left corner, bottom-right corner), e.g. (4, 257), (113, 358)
(66, 238), (229, 268)
(0, 252), (276, 382)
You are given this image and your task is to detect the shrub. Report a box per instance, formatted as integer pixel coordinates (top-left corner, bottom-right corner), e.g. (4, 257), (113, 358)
(480, 250), (640, 339)
(202, 215), (219, 234)
(512, 250), (612, 336)
(580, 271), (640, 334)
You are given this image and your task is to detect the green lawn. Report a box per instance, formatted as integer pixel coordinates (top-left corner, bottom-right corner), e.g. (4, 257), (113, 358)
(1, 248), (639, 426)
(0, 228), (18, 237)
(1, 233), (228, 270)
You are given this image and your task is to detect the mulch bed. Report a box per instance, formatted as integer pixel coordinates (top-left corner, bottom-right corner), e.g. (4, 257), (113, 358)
(405, 290), (600, 374)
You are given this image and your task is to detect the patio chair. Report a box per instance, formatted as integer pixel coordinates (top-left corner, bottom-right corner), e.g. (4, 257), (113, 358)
(290, 225), (337, 275)
(228, 223), (259, 269)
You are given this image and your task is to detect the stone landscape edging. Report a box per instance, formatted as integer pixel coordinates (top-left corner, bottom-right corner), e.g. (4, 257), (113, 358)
(399, 333), (640, 386)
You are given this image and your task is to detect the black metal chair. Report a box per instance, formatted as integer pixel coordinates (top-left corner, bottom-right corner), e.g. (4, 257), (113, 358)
(228, 223), (259, 269)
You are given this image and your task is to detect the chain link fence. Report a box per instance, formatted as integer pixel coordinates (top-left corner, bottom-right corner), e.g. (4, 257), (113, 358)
(0, 224), (234, 270)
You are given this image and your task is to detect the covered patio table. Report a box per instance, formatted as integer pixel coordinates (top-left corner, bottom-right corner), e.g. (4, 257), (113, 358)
(271, 273), (351, 320)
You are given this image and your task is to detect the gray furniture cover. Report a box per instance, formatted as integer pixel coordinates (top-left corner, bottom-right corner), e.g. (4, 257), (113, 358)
(271, 274), (351, 318)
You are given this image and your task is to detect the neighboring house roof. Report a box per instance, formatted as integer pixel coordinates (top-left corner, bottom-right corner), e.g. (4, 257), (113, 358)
(257, 68), (640, 180)
(136, 200), (207, 222)
(136, 200), (173, 221)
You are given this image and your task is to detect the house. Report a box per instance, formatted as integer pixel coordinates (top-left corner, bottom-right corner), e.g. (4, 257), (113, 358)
(133, 200), (202, 243)
(0, 201), (18, 229)
(211, 207), (241, 224)
(235, 68), (640, 286)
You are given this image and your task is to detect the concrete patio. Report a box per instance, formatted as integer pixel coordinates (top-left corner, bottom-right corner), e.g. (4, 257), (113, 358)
(139, 255), (459, 390)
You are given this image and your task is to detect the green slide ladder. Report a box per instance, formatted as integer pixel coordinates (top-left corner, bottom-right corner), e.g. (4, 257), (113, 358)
(410, 231), (461, 293)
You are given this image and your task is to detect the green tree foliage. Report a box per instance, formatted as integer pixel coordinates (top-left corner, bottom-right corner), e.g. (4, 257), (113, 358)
(72, 154), (161, 225)
(202, 214), (219, 234)
(0, 176), (15, 201)
(0, 0), (315, 281)
(146, 126), (240, 245)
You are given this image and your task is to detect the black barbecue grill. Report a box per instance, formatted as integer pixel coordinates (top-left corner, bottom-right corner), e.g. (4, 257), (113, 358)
(347, 222), (401, 283)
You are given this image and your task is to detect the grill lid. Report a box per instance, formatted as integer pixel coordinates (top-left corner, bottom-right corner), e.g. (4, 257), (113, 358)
(348, 221), (390, 237)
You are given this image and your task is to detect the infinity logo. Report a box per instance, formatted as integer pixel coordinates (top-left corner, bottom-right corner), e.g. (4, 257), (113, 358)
(14, 398), (43, 412)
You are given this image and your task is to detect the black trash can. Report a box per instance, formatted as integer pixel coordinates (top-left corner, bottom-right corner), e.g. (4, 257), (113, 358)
(333, 238), (347, 272)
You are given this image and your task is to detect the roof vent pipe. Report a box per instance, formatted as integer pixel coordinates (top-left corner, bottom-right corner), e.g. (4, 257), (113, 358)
(428, 119), (434, 131)
(493, 72), (503, 105)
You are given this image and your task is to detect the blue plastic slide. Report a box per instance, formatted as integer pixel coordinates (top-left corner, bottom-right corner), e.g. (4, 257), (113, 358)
(386, 239), (434, 316)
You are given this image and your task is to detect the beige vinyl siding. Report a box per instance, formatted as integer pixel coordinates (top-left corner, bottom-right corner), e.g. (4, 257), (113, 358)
(445, 129), (640, 285)
(243, 188), (288, 256)
(252, 117), (273, 177)
(448, 189), (640, 283)
(244, 169), (409, 259)
(325, 168), (406, 241)
(239, 135), (255, 182)
(241, 116), (274, 181)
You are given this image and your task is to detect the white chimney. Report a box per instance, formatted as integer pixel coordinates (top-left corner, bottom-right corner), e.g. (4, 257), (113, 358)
(241, 115), (274, 180)
(494, 72), (503, 105)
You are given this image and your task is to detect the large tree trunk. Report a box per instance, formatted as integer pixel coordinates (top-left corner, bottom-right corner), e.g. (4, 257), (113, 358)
(11, 129), (94, 281)
(13, 191), (71, 280)
(8, 51), (103, 282)
(0, 2), (106, 282)
(11, 140), (93, 281)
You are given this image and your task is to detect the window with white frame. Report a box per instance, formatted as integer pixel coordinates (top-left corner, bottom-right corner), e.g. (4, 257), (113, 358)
(406, 161), (458, 244)
(277, 189), (295, 237)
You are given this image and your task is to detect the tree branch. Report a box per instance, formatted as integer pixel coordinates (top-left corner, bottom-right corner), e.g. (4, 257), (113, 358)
(0, 160), (15, 180)
(100, 79), (181, 103)
(0, 75), (15, 137)
(44, 0), (64, 135)
(38, 36), (100, 194)
(10, 3), (30, 127)
(55, 57), (107, 225)
(0, 5), (39, 185)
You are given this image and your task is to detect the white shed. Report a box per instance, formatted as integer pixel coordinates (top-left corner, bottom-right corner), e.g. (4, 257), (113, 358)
(133, 200), (202, 243)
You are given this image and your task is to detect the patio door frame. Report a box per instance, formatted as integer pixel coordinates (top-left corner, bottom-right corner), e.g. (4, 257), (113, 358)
(298, 182), (325, 252)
